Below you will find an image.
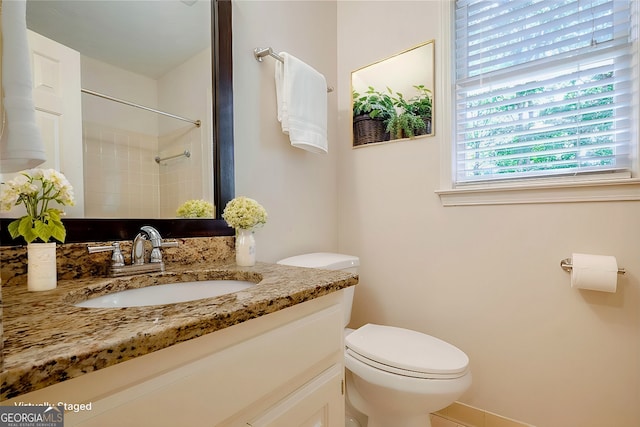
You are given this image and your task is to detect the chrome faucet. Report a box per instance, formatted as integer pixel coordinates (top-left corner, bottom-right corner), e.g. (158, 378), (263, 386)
(88, 226), (178, 277)
(132, 225), (169, 265)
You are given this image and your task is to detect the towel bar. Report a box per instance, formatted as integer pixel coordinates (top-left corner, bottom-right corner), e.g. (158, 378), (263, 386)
(155, 150), (191, 164)
(254, 47), (284, 63)
(253, 47), (334, 93)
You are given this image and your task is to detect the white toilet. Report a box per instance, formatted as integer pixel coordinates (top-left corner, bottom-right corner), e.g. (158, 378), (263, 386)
(277, 253), (472, 427)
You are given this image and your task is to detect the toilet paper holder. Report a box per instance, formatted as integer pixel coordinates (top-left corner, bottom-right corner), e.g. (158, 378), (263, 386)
(560, 258), (626, 275)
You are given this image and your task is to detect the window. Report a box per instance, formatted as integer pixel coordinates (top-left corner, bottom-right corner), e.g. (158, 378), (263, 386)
(453, 0), (638, 186)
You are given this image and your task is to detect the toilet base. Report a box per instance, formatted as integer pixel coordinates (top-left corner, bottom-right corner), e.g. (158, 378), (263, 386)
(346, 396), (366, 427)
(346, 407), (433, 427)
(346, 373), (433, 427)
(345, 414), (363, 427)
(345, 367), (470, 427)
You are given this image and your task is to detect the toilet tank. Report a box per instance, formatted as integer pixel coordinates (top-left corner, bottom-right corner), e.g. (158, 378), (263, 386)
(277, 253), (359, 327)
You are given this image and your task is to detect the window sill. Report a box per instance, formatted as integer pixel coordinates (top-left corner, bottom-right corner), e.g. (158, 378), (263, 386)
(436, 177), (640, 206)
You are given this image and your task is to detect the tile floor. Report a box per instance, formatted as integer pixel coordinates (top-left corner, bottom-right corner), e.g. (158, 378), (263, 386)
(431, 414), (469, 427)
(431, 402), (535, 427)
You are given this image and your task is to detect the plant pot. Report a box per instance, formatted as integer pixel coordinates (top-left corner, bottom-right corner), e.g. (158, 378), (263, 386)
(353, 114), (389, 146)
(27, 242), (57, 291)
(416, 117), (432, 135)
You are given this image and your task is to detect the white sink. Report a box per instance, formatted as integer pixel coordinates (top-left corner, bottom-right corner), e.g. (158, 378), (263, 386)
(74, 280), (256, 308)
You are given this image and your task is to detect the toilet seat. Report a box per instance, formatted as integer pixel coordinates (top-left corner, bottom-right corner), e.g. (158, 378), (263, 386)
(345, 324), (469, 379)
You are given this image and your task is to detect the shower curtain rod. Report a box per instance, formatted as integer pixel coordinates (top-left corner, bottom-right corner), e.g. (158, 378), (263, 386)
(81, 88), (201, 128)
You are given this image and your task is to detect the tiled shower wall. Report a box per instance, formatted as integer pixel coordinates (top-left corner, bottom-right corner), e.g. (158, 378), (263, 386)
(158, 125), (205, 217)
(81, 47), (212, 219)
(83, 121), (159, 218)
(83, 122), (205, 218)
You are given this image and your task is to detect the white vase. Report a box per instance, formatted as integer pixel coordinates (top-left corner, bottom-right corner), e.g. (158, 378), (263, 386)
(235, 228), (256, 267)
(27, 242), (57, 291)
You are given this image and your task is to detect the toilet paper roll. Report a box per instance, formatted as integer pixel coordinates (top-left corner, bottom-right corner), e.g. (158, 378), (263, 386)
(570, 253), (618, 293)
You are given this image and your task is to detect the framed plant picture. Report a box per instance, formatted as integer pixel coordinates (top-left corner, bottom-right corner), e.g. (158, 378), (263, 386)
(351, 40), (435, 147)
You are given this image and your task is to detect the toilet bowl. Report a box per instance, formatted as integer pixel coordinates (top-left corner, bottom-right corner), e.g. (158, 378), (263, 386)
(345, 324), (471, 427)
(277, 253), (472, 427)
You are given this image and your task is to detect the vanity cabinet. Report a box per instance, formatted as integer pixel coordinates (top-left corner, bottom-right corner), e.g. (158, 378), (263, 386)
(5, 291), (346, 426)
(244, 364), (343, 427)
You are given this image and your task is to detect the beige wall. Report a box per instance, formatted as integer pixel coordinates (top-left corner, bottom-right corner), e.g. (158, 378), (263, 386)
(336, 2), (640, 427)
(234, 1), (639, 426)
(232, 0), (339, 262)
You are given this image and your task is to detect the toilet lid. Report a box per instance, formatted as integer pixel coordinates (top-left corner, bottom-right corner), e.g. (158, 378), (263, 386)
(345, 324), (469, 379)
(277, 253), (359, 270)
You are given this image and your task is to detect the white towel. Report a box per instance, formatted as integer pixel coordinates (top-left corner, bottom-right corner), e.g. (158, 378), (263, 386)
(275, 52), (328, 154)
(0, 0), (46, 172)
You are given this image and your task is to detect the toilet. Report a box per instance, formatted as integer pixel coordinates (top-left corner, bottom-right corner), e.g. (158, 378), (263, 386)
(277, 253), (471, 427)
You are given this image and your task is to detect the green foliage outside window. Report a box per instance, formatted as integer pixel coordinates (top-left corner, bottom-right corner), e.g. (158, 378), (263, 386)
(463, 71), (615, 177)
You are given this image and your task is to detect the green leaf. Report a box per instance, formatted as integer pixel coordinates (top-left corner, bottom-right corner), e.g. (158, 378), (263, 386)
(34, 219), (53, 243)
(44, 209), (66, 243)
(7, 219), (21, 240)
(18, 217), (38, 243)
(50, 224), (66, 243)
(48, 209), (62, 222)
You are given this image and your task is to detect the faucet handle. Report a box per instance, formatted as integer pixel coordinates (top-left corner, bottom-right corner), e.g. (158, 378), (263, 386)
(87, 242), (125, 267)
(148, 240), (178, 263)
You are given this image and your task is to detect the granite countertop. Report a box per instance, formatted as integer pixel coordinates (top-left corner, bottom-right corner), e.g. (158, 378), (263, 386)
(0, 261), (358, 400)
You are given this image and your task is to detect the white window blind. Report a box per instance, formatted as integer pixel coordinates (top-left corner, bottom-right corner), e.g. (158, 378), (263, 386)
(454, 0), (636, 184)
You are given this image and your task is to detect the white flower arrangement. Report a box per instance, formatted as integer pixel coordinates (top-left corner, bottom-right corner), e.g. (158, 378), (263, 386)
(222, 196), (267, 230)
(176, 199), (215, 218)
(0, 168), (75, 243)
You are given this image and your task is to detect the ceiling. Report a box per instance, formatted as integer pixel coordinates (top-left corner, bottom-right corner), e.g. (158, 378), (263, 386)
(26, 0), (211, 79)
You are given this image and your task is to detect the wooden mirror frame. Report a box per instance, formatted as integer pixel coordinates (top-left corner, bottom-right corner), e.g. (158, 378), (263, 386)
(0, 0), (234, 245)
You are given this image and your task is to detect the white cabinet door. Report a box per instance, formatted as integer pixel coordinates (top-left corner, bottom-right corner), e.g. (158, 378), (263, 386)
(64, 302), (344, 427)
(6, 293), (347, 427)
(247, 364), (344, 427)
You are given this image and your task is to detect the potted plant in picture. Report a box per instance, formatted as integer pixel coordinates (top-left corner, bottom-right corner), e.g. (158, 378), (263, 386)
(352, 86), (394, 146)
(407, 84), (433, 135)
(385, 92), (426, 140)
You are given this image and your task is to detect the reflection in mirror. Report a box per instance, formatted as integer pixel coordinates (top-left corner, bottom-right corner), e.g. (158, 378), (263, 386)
(23, 0), (213, 219)
(351, 40), (435, 147)
(0, 0), (234, 244)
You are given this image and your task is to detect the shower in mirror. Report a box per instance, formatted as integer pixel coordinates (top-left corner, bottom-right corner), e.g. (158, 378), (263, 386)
(23, 0), (213, 219)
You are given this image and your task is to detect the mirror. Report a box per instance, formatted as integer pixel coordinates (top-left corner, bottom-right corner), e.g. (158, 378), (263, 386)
(351, 40), (435, 147)
(26, 0), (210, 218)
(0, 0), (234, 243)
